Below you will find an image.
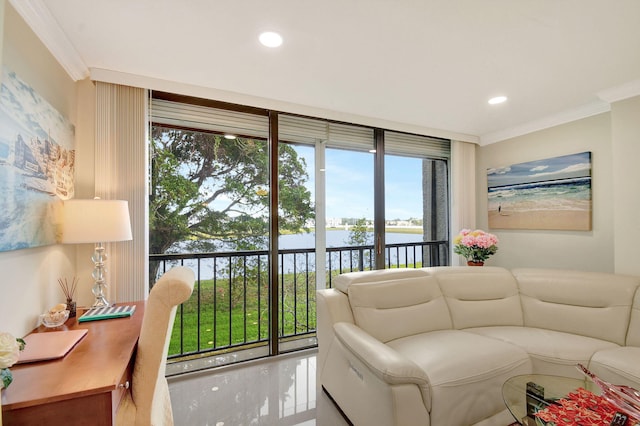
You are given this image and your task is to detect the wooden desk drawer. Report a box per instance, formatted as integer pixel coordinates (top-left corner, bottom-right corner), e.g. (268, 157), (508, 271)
(112, 356), (134, 416)
(3, 393), (112, 426)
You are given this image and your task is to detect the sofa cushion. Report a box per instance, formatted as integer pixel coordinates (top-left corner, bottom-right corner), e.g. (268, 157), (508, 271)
(387, 330), (531, 426)
(431, 266), (524, 329)
(344, 269), (452, 343)
(467, 326), (620, 378)
(513, 268), (640, 345)
(590, 346), (640, 390)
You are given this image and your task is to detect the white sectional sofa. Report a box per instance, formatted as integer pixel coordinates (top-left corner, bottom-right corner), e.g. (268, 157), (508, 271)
(316, 266), (640, 426)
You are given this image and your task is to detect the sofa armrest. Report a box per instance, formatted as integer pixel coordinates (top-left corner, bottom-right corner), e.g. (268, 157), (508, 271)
(333, 322), (430, 387)
(317, 289), (355, 377)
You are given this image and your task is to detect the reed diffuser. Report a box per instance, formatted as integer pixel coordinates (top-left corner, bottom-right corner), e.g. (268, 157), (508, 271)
(58, 277), (78, 317)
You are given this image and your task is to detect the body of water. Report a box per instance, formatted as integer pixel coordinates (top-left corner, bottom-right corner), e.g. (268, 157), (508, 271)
(0, 165), (58, 251)
(487, 177), (591, 213)
(278, 230), (422, 250)
(162, 230), (433, 280)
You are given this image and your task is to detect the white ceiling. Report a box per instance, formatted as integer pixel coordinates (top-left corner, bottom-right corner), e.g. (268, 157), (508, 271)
(12, 0), (640, 144)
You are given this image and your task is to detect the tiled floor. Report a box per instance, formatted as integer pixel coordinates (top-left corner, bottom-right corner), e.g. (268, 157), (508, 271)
(168, 349), (351, 426)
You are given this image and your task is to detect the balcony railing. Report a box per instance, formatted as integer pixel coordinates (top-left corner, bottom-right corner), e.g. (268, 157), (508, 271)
(150, 240), (448, 362)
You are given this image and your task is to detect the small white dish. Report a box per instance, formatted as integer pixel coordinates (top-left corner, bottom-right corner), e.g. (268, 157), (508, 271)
(40, 310), (70, 328)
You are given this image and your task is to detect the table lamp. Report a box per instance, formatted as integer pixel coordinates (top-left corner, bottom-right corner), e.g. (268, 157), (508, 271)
(61, 198), (133, 307)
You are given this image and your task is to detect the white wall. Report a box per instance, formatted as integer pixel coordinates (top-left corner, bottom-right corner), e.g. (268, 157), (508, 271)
(476, 113), (615, 272)
(612, 96), (640, 275)
(0, 3), (94, 337)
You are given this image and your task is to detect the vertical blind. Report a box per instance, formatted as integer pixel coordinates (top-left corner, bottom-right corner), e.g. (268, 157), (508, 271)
(96, 82), (149, 302)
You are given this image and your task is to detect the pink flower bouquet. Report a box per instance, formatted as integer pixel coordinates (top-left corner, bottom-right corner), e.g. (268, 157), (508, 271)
(453, 229), (499, 263)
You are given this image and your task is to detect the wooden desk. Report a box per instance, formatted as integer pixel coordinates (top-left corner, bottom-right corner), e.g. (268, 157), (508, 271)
(1, 302), (144, 426)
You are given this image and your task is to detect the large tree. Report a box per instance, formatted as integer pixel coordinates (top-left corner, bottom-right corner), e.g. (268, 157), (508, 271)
(150, 125), (314, 260)
(343, 217), (373, 271)
(344, 217), (372, 247)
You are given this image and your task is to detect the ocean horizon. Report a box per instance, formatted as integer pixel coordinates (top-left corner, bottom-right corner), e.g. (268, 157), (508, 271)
(488, 176), (591, 213)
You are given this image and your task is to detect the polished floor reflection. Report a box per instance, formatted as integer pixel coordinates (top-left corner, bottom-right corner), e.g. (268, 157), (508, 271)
(168, 349), (350, 426)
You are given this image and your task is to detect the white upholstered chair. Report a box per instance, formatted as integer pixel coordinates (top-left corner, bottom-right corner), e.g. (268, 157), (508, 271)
(116, 266), (195, 426)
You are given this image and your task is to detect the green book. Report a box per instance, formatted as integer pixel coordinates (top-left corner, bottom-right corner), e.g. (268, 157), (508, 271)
(78, 305), (137, 322)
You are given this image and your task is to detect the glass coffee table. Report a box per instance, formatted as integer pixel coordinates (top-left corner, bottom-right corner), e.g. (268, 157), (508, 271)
(502, 374), (599, 425)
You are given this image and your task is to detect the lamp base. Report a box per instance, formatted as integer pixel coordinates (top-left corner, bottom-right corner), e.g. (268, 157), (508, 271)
(92, 293), (111, 308)
(91, 243), (111, 308)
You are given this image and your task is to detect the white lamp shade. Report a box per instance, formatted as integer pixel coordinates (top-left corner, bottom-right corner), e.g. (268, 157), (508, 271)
(62, 199), (133, 244)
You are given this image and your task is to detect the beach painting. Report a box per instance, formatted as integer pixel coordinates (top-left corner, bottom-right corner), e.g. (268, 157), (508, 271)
(0, 67), (75, 252)
(487, 152), (592, 231)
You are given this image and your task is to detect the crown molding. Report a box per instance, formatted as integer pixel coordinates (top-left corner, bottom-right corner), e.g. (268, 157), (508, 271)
(479, 100), (611, 146)
(597, 79), (640, 104)
(481, 77), (640, 145)
(9, 0), (88, 81)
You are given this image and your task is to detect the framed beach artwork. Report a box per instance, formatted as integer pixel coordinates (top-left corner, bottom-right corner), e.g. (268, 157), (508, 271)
(0, 67), (75, 252)
(487, 152), (592, 231)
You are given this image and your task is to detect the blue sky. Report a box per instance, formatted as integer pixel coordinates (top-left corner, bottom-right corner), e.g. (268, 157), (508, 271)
(487, 152), (591, 188)
(294, 146), (423, 220)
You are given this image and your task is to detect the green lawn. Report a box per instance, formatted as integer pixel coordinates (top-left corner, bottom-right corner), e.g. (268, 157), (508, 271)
(168, 245), (426, 357)
(169, 272), (317, 356)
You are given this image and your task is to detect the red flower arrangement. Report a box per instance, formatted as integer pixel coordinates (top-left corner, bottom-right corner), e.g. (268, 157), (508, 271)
(535, 387), (639, 426)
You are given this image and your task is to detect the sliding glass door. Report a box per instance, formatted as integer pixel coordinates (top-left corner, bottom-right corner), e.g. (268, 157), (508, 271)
(149, 94), (450, 364)
(277, 116), (375, 352)
(384, 131), (450, 268)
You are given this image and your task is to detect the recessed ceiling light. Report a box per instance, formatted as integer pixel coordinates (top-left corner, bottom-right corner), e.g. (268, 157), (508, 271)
(259, 31), (283, 48)
(488, 96), (507, 105)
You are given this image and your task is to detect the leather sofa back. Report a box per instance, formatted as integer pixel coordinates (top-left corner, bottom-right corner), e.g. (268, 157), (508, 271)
(332, 266), (640, 346)
(512, 268), (640, 345)
(335, 268), (452, 343)
(431, 266), (523, 329)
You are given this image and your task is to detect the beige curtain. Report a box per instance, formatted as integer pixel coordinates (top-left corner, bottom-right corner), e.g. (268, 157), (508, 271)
(95, 81), (149, 302)
(450, 140), (477, 266)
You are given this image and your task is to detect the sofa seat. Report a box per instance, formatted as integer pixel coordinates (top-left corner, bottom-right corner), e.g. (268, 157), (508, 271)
(387, 329), (531, 426)
(466, 326), (620, 378)
(589, 346), (640, 389)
